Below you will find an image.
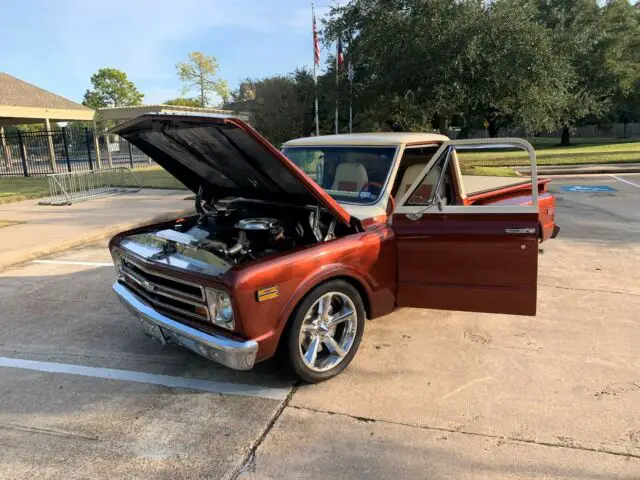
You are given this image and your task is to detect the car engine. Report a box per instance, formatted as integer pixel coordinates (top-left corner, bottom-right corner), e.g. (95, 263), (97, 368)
(150, 200), (339, 266)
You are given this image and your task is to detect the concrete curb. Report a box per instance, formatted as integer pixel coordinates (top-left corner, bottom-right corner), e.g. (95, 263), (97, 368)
(538, 168), (640, 175)
(513, 164), (640, 176)
(0, 208), (195, 272)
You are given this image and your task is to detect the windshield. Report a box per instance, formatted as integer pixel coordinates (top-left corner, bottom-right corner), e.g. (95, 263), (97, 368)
(282, 146), (397, 204)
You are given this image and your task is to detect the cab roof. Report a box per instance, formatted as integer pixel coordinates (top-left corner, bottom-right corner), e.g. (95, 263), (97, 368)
(283, 132), (450, 147)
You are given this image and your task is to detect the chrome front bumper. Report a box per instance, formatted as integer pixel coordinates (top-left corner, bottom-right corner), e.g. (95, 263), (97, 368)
(112, 282), (258, 370)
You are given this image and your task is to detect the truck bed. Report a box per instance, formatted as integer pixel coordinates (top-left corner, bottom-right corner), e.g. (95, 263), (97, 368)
(461, 175), (556, 241)
(461, 175), (532, 196)
(462, 175), (551, 203)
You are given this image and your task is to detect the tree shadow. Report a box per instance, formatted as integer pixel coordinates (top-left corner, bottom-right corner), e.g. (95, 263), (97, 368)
(245, 407), (638, 479)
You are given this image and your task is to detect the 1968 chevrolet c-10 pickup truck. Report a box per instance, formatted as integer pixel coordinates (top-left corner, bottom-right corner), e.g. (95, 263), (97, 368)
(109, 114), (558, 382)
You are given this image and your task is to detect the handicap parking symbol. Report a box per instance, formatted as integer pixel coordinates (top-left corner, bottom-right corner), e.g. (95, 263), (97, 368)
(561, 185), (617, 193)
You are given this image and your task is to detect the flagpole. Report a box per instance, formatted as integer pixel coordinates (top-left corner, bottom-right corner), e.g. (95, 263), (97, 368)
(335, 41), (339, 134)
(348, 63), (353, 133)
(312, 3), (320, 136)
(315, 88), (320, 137)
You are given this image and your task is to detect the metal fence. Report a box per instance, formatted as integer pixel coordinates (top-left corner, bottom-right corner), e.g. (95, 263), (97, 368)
(0, 128), (152, 177)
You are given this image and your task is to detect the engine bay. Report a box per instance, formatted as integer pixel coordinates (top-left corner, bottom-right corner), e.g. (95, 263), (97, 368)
(146, 199), (355, 266)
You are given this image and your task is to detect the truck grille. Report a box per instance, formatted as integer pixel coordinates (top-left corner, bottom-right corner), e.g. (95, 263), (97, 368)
(119, 255), (209, 322)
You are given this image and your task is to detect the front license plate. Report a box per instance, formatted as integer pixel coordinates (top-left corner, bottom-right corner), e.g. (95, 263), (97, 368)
(140, 320), (166, 345)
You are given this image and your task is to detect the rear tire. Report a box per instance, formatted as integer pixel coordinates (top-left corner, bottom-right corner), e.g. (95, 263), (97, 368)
(278, 280), (365, 383)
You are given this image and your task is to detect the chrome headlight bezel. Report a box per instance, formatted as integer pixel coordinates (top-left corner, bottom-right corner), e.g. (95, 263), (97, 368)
(205, 287), (235, 330)
(111, 251), (123, 277)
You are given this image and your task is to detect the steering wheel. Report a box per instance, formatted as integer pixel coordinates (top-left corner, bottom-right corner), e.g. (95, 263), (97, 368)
(358, 182), (383, 201)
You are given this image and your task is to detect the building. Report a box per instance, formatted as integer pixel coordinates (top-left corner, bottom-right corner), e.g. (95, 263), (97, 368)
(0, 72), (95, 169)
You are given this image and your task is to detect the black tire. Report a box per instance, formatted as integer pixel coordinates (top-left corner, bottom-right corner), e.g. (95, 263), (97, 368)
(277, 280), (366, 383)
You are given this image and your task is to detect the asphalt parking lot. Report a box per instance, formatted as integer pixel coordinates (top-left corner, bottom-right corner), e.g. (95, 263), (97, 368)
(0, 173), (639, 479)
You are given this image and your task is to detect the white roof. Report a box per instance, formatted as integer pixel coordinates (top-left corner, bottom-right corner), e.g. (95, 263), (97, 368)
(283, 132), (449, 147)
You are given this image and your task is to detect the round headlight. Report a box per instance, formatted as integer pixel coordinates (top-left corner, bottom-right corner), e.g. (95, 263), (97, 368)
(216, 293), (234, 323)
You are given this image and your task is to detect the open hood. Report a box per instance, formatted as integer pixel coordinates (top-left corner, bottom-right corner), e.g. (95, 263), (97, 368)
(111, 114), (351, 225)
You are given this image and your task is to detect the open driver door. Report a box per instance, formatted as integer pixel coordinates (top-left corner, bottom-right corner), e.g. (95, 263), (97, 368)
(391, 139), (539, 316)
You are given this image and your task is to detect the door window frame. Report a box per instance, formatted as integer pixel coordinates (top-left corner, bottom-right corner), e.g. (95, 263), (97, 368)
(394, 138), (539, 215)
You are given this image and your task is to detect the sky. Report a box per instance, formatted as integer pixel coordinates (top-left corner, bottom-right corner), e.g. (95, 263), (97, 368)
(1, 0), (344, 105)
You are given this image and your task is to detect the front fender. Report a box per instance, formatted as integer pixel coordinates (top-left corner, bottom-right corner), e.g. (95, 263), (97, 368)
(277, 263), (375, 329)
(228, 228), (396, 361)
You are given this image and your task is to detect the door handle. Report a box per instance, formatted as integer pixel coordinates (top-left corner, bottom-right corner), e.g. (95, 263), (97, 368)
(505, 228), (536, 234)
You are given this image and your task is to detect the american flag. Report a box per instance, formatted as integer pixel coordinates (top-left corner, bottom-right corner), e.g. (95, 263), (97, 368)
(337, 38), (344, 68)
(313, 10), (320, 66)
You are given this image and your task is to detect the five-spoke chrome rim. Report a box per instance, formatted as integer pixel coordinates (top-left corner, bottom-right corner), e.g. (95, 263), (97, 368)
(298, 292), (358, 372)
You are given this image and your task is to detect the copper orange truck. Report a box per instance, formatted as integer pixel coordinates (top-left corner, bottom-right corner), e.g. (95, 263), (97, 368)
(109, 114), (559, 383)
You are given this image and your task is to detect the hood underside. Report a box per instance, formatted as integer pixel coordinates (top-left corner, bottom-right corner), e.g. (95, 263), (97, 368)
(111, 114), (351, 225)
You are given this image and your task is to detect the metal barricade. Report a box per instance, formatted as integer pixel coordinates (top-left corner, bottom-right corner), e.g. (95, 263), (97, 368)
(38, 167), (142, 206)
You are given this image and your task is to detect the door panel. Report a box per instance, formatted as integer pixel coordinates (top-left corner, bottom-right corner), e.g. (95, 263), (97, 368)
(393, 212), (539, 315)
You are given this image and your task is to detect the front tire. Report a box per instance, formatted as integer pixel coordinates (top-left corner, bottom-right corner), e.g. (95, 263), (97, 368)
(279, 280), (365, 383)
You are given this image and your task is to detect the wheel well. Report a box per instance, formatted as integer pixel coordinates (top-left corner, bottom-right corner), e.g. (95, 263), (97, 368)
(288, 275), (372, 328)
(333, 276), (372, 320)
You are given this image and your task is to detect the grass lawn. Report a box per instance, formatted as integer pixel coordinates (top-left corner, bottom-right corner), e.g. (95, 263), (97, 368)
(0, 177), (51, 204)
(128, 167), (187, 190)
(463, 166), (521, 177)
(458, 138), (640, 167)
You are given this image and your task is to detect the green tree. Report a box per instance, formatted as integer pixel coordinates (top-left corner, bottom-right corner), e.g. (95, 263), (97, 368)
(164, 97), (202, 107)
(324, 0), (452, 132)
(82, 68), (144, 109)
(323, 0), (572, 136)
(238, 75), (306, 146)
(520, 0), (640, 144)
(458, 0), (573, 137)
(176, 52), (230, 107)
(228, 70), (320, 143)
(615, 81), (640, 137)
(231, 80), (257, 103)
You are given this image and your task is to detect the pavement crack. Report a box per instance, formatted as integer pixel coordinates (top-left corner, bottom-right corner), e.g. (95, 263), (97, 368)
(290, 405), (640, 461)
(229, 382), (300, 480)
(539, 283), (640, 297)
(0, 422), (99, 441)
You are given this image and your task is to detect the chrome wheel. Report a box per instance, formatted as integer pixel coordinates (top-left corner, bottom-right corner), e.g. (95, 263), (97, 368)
(298, 291), (358, 372)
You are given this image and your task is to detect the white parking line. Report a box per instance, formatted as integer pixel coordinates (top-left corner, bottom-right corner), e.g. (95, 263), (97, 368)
(608, 174), (640, 188)
(32, 260), (113, 267)
(0, 357), (290, 401)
